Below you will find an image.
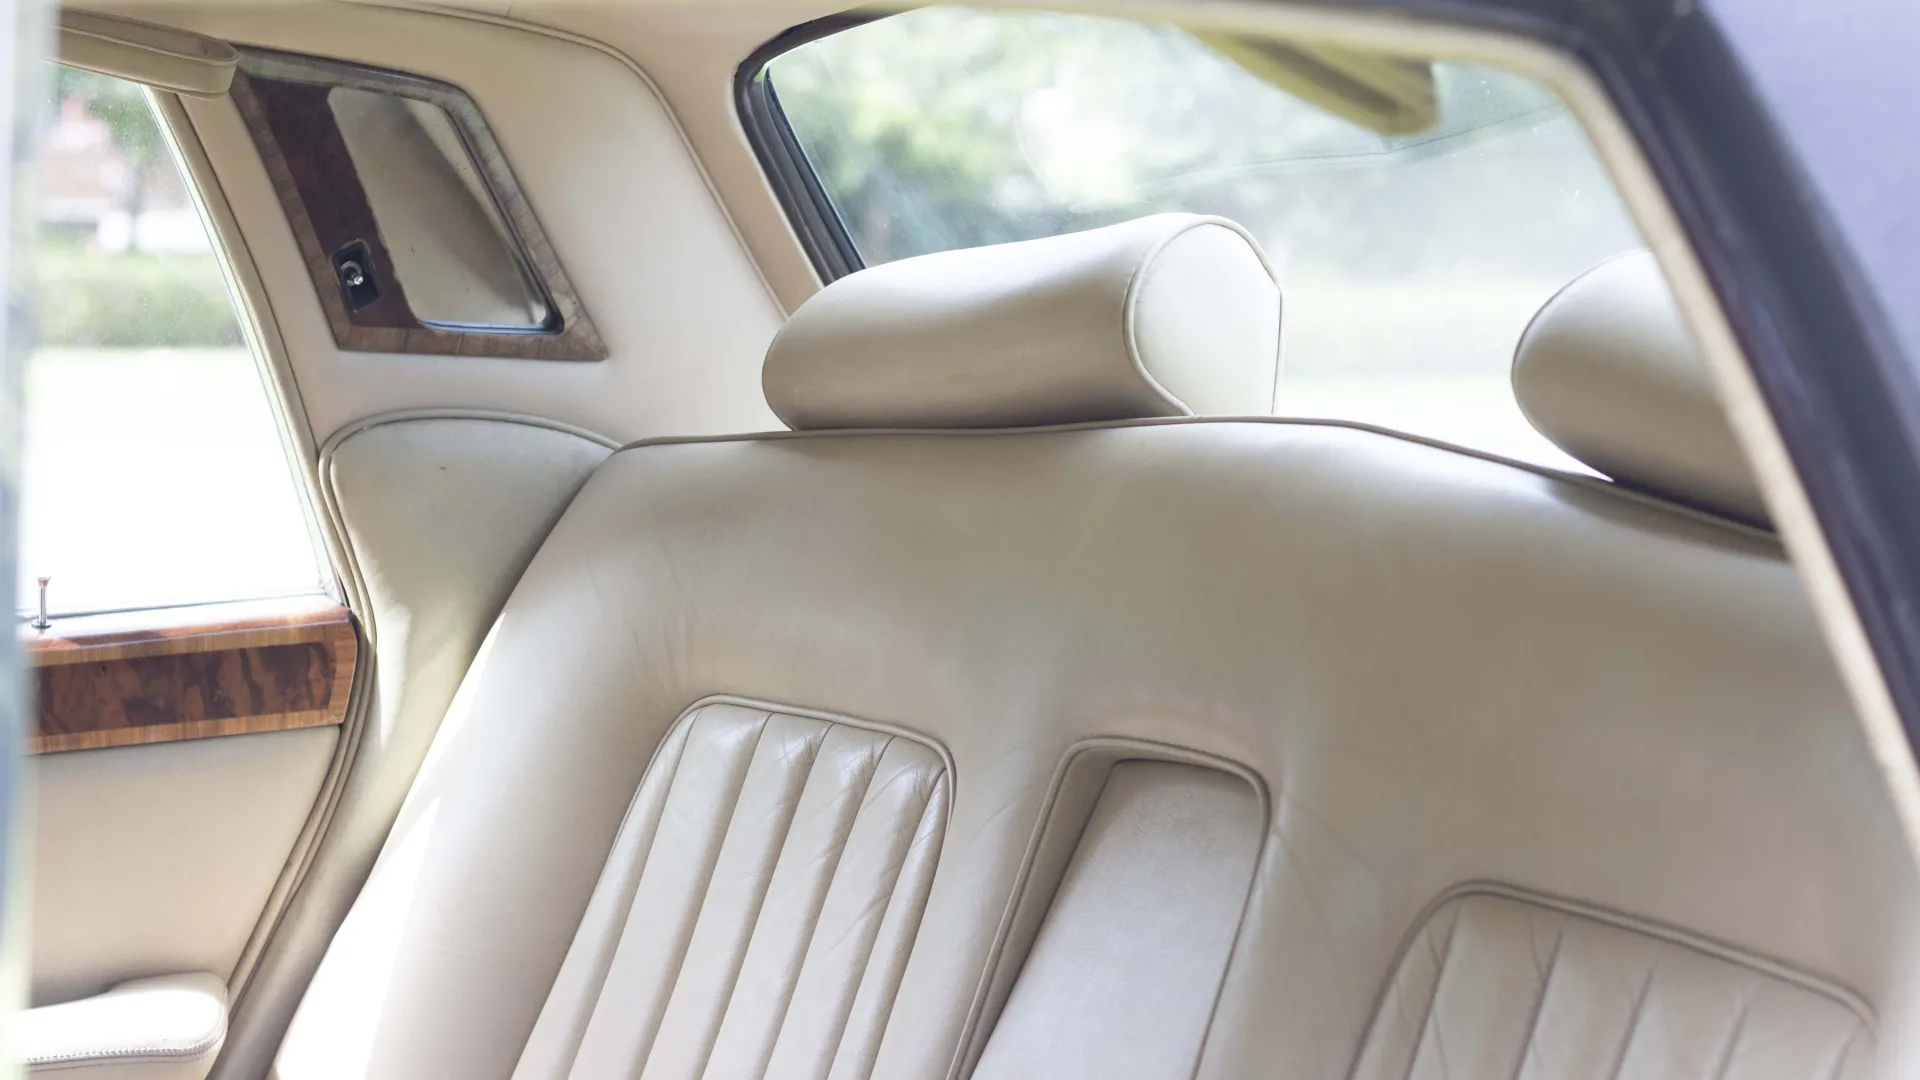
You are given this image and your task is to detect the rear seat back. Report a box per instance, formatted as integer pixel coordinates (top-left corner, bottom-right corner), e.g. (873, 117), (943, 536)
(271, 216), (1915, 1080)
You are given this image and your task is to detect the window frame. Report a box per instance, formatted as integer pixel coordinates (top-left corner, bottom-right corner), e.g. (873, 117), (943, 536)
(230, 48), (607, 361)
(735, 14), (873, 284)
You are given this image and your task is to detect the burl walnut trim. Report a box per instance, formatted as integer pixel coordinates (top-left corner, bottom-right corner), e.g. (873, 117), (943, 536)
(229, 51), (606, 362)
(23, 595), (359, 754)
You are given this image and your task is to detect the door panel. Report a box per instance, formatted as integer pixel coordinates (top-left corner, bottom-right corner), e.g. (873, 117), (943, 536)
(21, 62), (357, 1019)
(30, 724), (338, 1006)
(24, 598), (358, 1005)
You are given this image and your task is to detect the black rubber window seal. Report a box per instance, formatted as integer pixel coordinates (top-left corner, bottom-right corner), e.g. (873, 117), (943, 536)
(734, 13), (875, 284)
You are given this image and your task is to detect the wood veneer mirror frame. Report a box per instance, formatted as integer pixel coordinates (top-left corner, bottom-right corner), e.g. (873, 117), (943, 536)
(229, 48), (607, 361)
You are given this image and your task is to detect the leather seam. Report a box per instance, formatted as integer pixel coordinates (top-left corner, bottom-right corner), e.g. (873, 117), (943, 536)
(1394, 900), (1463, 1080)
(1821, 1027), (1863, 1080)
(802, 736), (906, 1068)
(756, 733), (896, 1072)
(546, 711), (700, 1079)
(1705, 989), (1754, 1080)
(25, 1023), (225, 1066)
(612, 416), (1779, 541)
(822, 751), (943, 1075)
(1431, 881), (1877, 1031)
(675, 694), (955, 794)
(682, 712), (830, 1080)
(1504, 928), (1565, 1080)
(625, 708), (779, 1070)
(1349, 877), (1878, 1080)
(1120, 218), (1283, 421)
(1604, 961), (1657, 1080)
(838, 770), (950, 1077)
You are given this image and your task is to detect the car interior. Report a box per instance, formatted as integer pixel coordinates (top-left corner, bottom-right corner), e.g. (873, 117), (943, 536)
(13, 3), (1920, 1080)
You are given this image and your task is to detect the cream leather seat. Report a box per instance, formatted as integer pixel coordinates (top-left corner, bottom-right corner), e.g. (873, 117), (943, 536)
(271, 216), (1913, 1080)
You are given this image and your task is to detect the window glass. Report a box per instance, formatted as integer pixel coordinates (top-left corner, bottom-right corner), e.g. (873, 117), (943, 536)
(765, 8), (1645, 467)
(25, 67), (326, 617)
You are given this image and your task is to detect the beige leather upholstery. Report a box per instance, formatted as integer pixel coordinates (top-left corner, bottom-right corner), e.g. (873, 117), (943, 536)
(1352, 888), (1872, 1080)
(274, 421), (1911, 1080)
(30, 728), (336, 1007)
(223, 415), (612, 1080)
(1513, 250), (1767, 524)
(167, 3), (784, 447)
(271, 225), (1912, 1080)
(19, 972), (227, 1080)
(514, 701), (948, 1080)
(762, 214), (1281, 429)
(972, 760), (1263, 1080)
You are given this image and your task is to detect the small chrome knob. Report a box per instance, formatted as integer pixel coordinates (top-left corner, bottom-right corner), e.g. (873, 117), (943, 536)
(339, 261), (367, 288)
(30, 576), (50, 630)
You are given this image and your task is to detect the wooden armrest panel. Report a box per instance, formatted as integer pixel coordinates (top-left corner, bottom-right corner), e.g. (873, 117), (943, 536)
(22, 595), (358, 754)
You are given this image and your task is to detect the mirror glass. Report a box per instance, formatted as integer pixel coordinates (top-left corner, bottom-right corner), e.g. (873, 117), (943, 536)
(326, 86), (549, 331)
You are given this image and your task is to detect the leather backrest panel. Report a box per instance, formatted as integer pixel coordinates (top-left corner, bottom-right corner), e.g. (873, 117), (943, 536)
(1353, 889), (1872, 1080)
(514, 701), (949, 1080)
(274, 420), (1914, 1080)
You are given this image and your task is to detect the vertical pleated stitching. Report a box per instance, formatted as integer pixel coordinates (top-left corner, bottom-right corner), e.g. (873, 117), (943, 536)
(762, 739), (945, 1080)
(1351, 893), (1870, 1080)
(547, 703), (948, 1080)
(825, 768), (951, 1080)
(567, 704), (776, 1079)
(639, 713), (835, 1080)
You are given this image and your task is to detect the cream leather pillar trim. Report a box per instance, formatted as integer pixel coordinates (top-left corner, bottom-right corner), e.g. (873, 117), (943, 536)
(216, 414), (613, 1080)
(18, 972), (227, 1080)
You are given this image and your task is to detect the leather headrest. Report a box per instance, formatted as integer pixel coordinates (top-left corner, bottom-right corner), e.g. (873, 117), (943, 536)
(1513, 250), (1767, 525)
(763, 214), (1282, 430)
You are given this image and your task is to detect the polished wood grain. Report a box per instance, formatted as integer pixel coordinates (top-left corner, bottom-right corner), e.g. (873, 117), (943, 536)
(230, 58), (607, 362)
(243, 74), (419, 331)
(23, 596), (358, 754)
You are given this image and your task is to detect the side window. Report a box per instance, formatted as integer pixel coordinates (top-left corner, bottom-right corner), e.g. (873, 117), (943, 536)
(26, 66), (326, 617)
(755, 8), (1645, 469)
